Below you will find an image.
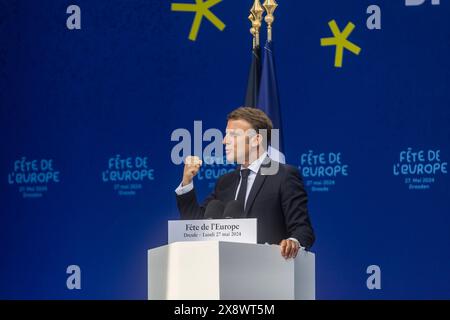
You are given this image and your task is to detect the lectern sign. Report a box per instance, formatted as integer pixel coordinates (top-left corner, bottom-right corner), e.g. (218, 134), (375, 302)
(168, 219), (257, 244)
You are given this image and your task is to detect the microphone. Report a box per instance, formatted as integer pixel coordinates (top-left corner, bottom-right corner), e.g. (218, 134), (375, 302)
(204, 200), (225, 219)
(223, 200), (245, 219)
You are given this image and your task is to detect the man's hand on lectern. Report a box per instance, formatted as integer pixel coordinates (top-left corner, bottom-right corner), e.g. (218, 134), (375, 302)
(279, 239), (299, 259)
(182, 156), (202, 186)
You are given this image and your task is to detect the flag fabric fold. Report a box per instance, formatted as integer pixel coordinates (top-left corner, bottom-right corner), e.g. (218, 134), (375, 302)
(257, 41), (285, 163)
(244, 46), (262, 108)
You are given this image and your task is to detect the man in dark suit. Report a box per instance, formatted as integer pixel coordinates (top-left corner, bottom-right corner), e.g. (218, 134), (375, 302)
(175, 107), (315, 259)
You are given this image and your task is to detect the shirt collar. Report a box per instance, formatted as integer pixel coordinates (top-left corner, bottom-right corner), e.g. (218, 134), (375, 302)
(241, 151), (268, 175)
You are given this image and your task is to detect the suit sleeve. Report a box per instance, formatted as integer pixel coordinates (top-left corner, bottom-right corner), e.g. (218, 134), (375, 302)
(280, 166), (315, 249)
(175, 180), (219, 220)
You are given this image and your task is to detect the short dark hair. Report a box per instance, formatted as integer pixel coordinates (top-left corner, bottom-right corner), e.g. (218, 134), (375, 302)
(227, 107), (273, 144)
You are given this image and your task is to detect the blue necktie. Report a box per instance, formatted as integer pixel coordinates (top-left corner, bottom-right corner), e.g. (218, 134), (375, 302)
(236, 169), (251, 209)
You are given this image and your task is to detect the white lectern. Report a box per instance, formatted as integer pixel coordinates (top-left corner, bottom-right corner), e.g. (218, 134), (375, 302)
(148, 241), (315, 300)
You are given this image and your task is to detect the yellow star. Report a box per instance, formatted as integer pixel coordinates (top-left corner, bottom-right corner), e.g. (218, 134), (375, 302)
(320, 20), (361, 68)
(171, 0), (226, 41)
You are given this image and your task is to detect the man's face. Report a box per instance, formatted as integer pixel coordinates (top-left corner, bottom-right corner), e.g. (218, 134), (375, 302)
(223, 119), (256, 164)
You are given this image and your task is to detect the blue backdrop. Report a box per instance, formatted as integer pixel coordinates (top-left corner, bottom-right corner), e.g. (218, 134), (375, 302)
(1, 0), (449, 299)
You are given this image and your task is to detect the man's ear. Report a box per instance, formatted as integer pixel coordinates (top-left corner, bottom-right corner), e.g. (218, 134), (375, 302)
(252, 134), (263, 148)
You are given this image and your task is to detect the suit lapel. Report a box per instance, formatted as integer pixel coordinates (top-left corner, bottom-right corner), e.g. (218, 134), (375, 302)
(244, 156), (271, 216)
(222, 169), (240, 203)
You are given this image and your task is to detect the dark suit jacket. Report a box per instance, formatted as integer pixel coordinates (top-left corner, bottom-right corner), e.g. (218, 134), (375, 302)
(176, 157), (315, 249)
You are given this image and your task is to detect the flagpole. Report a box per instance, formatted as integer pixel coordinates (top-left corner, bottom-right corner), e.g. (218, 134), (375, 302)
(263, 0), (278, 42)
(249, 0), (264, 49)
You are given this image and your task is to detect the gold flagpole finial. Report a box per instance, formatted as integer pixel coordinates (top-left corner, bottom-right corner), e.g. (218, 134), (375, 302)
(263, 0), (278, 42)
(248, 13), (257, 49)
(249, 0), (264, 48)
